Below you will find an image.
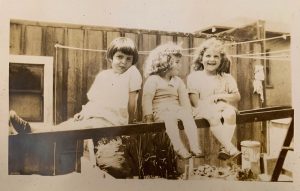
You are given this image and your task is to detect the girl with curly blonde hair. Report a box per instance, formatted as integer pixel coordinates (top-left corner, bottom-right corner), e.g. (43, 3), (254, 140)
(142, 42), (203, 159)
(187, 38), (241, 160)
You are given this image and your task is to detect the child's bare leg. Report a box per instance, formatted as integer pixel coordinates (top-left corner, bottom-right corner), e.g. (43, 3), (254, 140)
(206, 111), (238, 156)
(161, 114), (191, 159)
(177, 109), (203, 156)
(179, 130), (190, 150)
(52, 117), (114, 131)
(221, 105), (237, 141)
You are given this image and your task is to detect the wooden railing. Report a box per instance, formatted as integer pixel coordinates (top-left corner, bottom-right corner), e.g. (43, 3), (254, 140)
(8, 106), (294, 180)
(9, 106), (293, 141)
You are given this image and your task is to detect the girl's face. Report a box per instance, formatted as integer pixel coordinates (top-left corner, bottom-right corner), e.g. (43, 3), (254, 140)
(111, 51), (133, 74)
(168, 54), (182, 76)
(202, 48), (221, 74)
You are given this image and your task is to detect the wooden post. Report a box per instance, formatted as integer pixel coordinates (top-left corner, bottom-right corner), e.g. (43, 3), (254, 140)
(256, 20), (267, 152)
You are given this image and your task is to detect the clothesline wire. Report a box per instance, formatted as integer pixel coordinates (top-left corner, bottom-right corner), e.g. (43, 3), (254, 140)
(54, 44), (290, 59)
(182, 54), (290, 61)
(234, 49), (290, 56)
(181, 34), (290, 51)
(229, 55), (290, 61)
(55, 43), (290, 61)
(54, 34), (289, 54)
(183, 49), (290, 58)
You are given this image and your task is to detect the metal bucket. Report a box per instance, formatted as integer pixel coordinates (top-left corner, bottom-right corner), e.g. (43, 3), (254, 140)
(241, 141), (261, 174)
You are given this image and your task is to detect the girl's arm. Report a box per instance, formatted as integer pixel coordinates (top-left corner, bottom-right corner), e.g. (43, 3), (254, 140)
(178, 79), (192, 112)
(142, 76), (156, 123)
(186, 73), (200, 108)
(212, 92), (241, 104)
(128, 90), (139, 124)
(189, 93), (200, 107)
(212, 74), (241, 104)
(128, 66), (143, 123)
(142, 93), (155, 123)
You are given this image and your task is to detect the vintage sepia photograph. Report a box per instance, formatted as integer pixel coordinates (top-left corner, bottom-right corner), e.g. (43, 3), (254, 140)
(1, 0), (299, 190)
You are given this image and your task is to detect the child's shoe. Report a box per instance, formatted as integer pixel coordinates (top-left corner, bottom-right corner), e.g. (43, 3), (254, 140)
(175, 148), (192, 159)
(218, 147), (241, 160)
(229, 150), (242, 160)
(218, 147), (231, 160)
(9, 110), (31, 134)
(190, 148), (205, 158)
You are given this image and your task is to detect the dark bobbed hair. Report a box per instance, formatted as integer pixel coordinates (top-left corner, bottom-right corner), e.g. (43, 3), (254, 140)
(106, 37), (139, 65)
(192, 38), (231, 75)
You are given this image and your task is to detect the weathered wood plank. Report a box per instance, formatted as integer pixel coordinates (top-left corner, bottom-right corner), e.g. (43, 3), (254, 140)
(84, 30), (104, 103)
(177, 36), (190, 82)
(225, 43), (238, 80)
(9, 107), (293, 141)
(106, 31), (121, 69)
(251, 42), (265, 148)
(53, 27), (66, 124)
(125, 32), (140, 120)
(24, 26), (43, 55)
(66, 29), (85, 118)
(9, 23), (22, 54)
(9, 107), (293, 175)
(236, 43), (253, 146)
(160, 35), (173, 44)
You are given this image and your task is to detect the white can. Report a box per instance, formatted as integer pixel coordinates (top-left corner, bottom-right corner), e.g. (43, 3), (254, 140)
(241, 141), (261, 174)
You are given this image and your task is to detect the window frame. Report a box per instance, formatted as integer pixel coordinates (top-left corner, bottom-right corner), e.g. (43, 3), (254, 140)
(9, 55), (54, 126)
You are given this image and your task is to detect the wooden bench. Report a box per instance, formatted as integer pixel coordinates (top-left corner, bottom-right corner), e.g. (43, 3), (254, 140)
(8, 106), (294, 180)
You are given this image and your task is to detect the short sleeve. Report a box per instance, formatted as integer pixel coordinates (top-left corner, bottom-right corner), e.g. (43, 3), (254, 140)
(177, 77), (188, 93)
(142, 75), (157, 96)
(226, 74), (239, 94)
(187, 72), (199, 94)
(129, 66), (142, 92)
(142, 75), (158, 116)
(86, 71), (105, 101)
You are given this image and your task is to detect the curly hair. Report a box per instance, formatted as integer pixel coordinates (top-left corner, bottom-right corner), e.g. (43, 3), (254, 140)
(192, 38), (231, 75)
(144, 42), (183, 77)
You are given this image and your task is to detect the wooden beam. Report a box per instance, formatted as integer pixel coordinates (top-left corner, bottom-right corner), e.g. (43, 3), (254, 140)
(9, 106), (293, 142)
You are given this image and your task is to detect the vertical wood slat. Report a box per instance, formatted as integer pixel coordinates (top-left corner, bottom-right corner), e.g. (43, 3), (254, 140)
(24, 26), (43, 55)
(236, 43), (254, 150)
(53, 28), (66, 124)
(226, 44), (238, 79)
(9, 24), (22, 54)
(251, 43), (265, 150)
(191, 37), (206, 71)
(125, 33), (140, 121)
(106, 32), (121, 69)
(160, 35), (173, 44)
(84, 30), (104, 98)
(66, 29), (84, 118)
(125, 32), (139, 69)
(177, 36), (190, 83)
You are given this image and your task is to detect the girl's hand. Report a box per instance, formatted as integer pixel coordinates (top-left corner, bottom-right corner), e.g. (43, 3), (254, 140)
(207, 95), (219, 103)
(74, 113), (84, 121)
(210, 94), (226, 103)
(143, 114), (154, 123)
